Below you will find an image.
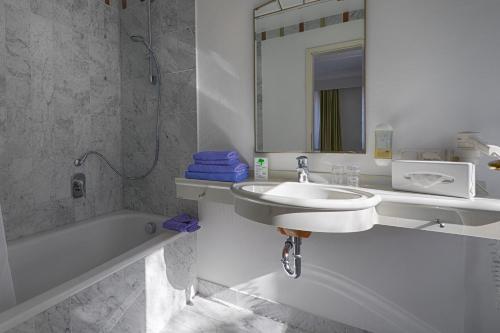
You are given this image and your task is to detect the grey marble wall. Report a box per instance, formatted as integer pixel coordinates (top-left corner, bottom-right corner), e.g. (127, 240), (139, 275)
(120, 0), (197, 217)
(0, 0), (123, 241)
(7, 233), (197, 333)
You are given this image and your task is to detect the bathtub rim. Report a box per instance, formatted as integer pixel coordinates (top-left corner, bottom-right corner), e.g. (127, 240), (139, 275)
(0, 210), (185, 332)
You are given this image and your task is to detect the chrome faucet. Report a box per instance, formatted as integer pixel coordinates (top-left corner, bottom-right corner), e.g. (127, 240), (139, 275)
(296, 156), (310, 183)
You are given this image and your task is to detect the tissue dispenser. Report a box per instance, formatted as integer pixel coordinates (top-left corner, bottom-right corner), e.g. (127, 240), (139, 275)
(392, 160), (475, 198)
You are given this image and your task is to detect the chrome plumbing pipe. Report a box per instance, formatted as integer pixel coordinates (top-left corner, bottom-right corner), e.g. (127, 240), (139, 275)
(281, 236), (302, 279)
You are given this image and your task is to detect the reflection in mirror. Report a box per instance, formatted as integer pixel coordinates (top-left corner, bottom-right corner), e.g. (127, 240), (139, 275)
(254, 0), (365, 153)
(310, 43), (364, 152)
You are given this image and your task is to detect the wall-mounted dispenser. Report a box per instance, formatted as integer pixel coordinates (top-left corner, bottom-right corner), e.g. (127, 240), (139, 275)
(392, 160), (476, 198)
(456, 132), (500, 170)
(374, 124), (393, 167)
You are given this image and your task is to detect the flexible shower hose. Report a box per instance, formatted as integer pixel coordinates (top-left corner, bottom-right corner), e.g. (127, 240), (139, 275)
(75, 41), (162, 181)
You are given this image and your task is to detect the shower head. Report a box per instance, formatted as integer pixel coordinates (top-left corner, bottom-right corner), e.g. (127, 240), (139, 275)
(74, 152), (89, 167)
(130, 35), (153, 51)
(130, 35), (146, 43)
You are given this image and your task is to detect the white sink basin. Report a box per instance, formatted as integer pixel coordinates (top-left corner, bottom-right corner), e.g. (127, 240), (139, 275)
(231, 182), (381, 233)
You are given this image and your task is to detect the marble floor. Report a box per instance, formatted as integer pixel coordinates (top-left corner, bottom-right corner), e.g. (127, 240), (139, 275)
(163, 296), (309, 333)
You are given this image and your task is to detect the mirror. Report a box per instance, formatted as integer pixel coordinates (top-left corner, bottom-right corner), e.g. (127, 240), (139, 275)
(254, 0), (366, 153)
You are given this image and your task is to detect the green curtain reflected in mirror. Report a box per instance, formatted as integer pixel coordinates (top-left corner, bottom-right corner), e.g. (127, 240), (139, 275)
(320, 89), (342, 152)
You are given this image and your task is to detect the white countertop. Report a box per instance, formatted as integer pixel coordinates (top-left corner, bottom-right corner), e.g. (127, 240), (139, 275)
(175, 172), (500, 240)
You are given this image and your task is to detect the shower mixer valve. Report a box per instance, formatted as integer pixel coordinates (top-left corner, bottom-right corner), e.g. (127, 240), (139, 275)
(71, 174), (86, 199)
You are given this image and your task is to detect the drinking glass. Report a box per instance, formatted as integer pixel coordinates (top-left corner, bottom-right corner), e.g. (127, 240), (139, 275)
(346, 165), (360, 187)
(331, 165), (345, 185)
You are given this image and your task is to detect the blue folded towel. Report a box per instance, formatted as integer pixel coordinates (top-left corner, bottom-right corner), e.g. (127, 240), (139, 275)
(162, 214), (200, 233)
(186, 224), (201, 232)
(194, 158), (240, 166)
(193, 151), (239, 161)
(188, 162), (248, 174)
(185, 170), (248, 183)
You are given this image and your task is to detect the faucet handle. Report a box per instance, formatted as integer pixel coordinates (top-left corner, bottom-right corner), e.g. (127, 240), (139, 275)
(296, 156), (308, 168)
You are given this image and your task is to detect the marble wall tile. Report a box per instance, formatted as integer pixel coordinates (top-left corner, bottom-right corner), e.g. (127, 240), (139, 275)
(109, 291), (147, 333)
(177, 0), (195, 29)
(121, 0), (197, 218)
(153, 26), (196, 74)
(0, 0), (5, 131)
(5, 0), (31, 80)
(0, 0), (123, 240)
(71, 0), (90, 34)
(151, 0), (176, 34)
(70, 259), (146, 332)
(34, 298), (71, 333)
(29, 0), (53, 21)
(5, 318), (35, 333)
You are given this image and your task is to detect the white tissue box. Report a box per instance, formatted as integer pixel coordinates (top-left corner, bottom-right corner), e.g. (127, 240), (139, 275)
(392, 160), (476, 198)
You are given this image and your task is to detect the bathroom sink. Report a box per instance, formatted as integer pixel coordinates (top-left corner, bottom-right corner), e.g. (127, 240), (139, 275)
(231, 182), (381, 233)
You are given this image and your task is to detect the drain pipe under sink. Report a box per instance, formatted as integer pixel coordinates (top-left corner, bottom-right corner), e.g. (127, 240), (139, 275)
(278, 228), (311, 279)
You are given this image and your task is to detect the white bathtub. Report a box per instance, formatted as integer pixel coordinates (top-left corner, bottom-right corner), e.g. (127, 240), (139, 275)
(0, 210), (183, 332)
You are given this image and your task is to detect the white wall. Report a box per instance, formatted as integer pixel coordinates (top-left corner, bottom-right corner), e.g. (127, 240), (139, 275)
(198, 0), (500, 194)
(196, 0), (256, 165)
(197, 201), (471, 333)
(196, 1), (500, 332)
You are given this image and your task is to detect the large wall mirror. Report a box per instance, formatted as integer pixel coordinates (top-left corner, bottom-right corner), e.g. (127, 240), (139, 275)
(254, 0), (366, 153)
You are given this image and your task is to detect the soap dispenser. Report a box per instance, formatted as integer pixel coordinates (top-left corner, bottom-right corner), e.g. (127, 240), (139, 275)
(374, 124), (393, 166)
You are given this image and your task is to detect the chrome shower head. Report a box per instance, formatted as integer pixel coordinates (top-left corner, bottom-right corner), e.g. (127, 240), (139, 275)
(74, 153), (89, 167)
(130, 35), (146, 43)
(130, 35), (153, 51)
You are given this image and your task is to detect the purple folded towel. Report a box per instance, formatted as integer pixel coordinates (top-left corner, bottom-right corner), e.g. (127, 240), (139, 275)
(162, 214), (200, 233)
(188, 163), (248, 174)
(186, 224), (201, 232)
(185, 170), (248, 183)
(194, 158), (240, 166)
(193, 151), (239, 161)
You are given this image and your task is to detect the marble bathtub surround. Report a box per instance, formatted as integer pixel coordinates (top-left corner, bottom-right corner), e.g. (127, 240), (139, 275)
(0, 0), (123, 241)
(0, 205), (15, 313)
(197, 278), (371, 333)
(7, 233), (197, 333)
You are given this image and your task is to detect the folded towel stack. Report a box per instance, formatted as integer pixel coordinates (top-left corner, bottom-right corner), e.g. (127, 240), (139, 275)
(162, 214), (200, 233)
(185, 150), (249, 182)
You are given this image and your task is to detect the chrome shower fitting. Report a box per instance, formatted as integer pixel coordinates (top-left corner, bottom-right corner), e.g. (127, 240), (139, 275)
(74, 33), (162, 181)
(281, 236), (302, 279)
(75, 0), (161, 181)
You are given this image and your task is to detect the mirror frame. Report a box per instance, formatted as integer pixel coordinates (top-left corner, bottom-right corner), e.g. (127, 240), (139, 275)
(253, 0), (367, 154)
(255, 0), (323, 18)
